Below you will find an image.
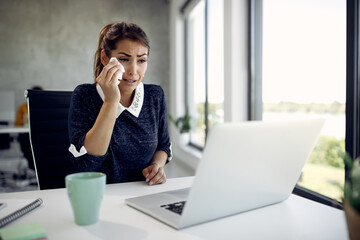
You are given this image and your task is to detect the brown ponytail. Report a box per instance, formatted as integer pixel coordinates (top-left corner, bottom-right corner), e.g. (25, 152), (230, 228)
(93, 22), (150, 81)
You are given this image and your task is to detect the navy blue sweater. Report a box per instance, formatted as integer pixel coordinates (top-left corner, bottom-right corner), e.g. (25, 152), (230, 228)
(68, 83), (171, 183)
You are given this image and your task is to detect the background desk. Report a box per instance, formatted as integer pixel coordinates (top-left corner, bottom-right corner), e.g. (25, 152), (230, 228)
(0, 124), (33, 192)
(0, 125), (29, 134)
(0, 177), (348, 240)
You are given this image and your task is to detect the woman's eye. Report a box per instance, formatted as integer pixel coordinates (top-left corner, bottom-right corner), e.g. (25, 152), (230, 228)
(118, 58), (129, 62)
(138, 59), (147, 63)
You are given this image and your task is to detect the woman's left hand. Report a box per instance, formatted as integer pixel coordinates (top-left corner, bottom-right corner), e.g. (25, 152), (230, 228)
(142, 163), (167, 185)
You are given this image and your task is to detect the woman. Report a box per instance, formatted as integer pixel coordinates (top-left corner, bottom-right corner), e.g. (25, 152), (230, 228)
(68, 22), (172, 185)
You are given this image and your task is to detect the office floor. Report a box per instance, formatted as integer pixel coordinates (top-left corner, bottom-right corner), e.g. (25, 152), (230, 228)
(0, 139), (195, 193)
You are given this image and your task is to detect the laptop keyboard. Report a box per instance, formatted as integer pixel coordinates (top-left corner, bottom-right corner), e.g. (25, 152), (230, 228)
(160, 201), (186, 215)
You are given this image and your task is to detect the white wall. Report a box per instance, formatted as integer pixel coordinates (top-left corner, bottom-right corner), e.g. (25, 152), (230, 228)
(0, 0), (170, 114)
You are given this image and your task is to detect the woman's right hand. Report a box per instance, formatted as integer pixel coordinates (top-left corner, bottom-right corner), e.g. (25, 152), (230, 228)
(85, 57), (122, 156)
(96, 57), (123, 103)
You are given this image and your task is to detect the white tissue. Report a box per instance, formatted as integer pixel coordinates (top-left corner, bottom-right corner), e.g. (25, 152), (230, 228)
(110, 57), (125, 83)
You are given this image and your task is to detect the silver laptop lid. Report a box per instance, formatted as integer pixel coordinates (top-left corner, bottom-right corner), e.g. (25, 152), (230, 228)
(179, 119), (324, 228)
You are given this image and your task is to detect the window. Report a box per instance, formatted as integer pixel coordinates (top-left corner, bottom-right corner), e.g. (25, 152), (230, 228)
(251, 0), (347, 203)
(184, 0), (224, 148)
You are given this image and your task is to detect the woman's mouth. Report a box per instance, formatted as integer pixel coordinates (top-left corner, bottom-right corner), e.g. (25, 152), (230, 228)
(123, 78), (137, 83)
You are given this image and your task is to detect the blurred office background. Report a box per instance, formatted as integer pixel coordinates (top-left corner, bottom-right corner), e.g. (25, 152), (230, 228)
(0, 0), (194, 192)
(0, 0), (170, 108)
(0, 0), (352, 208)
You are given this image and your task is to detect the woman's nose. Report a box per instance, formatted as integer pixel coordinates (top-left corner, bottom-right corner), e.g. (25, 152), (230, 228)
(126, 61), (137, 76)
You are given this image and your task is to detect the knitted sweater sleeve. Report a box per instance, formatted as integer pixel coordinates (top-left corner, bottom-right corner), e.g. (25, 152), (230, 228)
(68, 84), (108, 171)
(156, 87), (172, 162)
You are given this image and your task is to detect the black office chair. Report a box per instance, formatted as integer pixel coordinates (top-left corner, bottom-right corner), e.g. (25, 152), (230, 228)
(26, 89), (76, 190)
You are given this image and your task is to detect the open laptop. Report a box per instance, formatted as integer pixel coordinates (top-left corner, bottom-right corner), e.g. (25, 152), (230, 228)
(125, 119), (324, 229)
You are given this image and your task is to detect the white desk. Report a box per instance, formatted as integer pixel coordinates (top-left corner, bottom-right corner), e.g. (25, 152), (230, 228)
(0, 177), (349, 240)
(0, 124), (29, 134)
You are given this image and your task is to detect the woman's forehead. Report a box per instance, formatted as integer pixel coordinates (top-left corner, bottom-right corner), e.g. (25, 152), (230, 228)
(115, 39), (148, 56)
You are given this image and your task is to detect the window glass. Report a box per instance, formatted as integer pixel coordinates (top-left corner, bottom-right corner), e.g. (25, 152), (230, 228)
(207, 0), (224, 135)
(186, 0), (224, 148)
(262, 0), (346, 201)
(186, 0), (206, 147)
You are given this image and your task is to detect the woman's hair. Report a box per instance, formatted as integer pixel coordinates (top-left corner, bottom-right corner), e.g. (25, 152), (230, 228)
(94, 22), (150, 80)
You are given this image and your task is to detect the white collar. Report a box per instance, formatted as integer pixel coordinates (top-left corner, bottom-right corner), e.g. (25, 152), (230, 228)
(96, 82), (144, 118)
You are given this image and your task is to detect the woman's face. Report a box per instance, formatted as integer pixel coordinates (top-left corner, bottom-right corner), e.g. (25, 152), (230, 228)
(111, 39), (148, 94)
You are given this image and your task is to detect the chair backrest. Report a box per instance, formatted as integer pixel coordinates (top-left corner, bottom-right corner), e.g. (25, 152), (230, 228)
(26, 89), (75, 190)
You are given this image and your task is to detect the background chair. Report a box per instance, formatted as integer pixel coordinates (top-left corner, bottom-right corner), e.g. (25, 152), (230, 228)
(26, 89), (75, 190)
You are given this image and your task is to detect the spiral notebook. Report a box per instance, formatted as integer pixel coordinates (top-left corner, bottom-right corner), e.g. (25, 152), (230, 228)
(0, 198), (43, 228)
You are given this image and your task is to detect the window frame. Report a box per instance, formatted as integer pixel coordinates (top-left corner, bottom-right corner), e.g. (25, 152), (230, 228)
(183, 0), (216, 150)
(184, 6), (207, 150)
(346, 0), (360, 174)
(249, 0), (359, 209)
(183, 0), (207, 150)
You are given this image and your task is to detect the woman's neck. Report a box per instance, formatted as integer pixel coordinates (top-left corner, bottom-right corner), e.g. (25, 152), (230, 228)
(120, 91), (135, 107)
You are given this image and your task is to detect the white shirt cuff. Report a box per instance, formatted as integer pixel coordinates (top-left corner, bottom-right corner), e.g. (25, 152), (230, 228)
(69, 144), (87, 158)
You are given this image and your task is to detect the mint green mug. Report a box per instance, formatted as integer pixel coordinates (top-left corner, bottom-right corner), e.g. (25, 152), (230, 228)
(65, 172), (106, 225)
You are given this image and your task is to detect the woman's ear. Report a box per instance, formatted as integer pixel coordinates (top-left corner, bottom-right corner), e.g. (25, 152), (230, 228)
(100, 50), (110, 66)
